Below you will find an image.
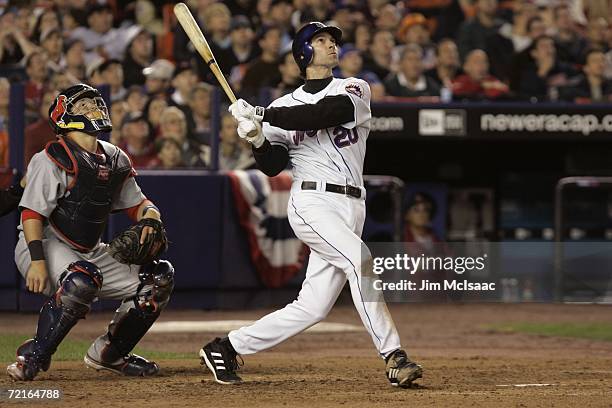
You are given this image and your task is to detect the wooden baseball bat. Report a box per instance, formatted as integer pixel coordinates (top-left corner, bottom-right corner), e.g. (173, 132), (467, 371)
(173, 2), (237, 103)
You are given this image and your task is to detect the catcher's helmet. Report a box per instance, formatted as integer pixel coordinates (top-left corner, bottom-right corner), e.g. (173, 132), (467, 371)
(292, 22), (342, 74)
(48, 84), (112, 135)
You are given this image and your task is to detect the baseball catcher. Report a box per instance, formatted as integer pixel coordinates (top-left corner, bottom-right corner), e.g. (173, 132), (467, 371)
(199, 22), (422, 388)
(7, 84), (174, 381)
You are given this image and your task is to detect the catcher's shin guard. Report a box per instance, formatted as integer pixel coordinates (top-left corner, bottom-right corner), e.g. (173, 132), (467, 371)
(85, 260), (174, 376)
(7, 261), (102, 380)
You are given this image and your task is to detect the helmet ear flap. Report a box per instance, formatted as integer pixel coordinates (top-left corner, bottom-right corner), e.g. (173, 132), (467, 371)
(301, 42), (314, 73)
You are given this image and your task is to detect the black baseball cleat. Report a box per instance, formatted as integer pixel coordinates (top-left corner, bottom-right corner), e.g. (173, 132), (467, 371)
(84, 353), (159, 376)
(200, 337), (243, 384)
(385, 349), (423, 388)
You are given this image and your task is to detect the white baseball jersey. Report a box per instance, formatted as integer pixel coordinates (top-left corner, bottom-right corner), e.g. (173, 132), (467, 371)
(262, 77), (371, 187)
(229, 77), (403, 359)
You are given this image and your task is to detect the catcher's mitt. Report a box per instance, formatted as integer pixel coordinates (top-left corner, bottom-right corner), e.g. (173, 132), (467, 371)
(107, 218), (168, 265)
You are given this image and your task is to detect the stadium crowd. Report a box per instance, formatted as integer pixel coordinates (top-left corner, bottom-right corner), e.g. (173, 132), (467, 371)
(0, 0), (611, 169)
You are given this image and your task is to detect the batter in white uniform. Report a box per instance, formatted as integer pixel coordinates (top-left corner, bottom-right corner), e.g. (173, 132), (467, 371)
(200, 23), (423, 388)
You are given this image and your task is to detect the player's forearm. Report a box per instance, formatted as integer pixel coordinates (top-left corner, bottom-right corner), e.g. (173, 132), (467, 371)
(23, 217), (44, 243)
(252, 139), (289, 177)
(263, 95), (354, 130)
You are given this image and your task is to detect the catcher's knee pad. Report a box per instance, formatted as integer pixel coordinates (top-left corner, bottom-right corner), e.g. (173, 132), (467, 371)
(27, 261), (102, 363)
(138, 260), (175, 313)
(59, 261), (103, 313)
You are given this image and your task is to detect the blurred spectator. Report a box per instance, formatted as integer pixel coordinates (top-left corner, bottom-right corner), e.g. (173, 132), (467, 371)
(451, 49), (509, 100)
(300, 0), (334, 24)
(268, 0), (295, 52)
(134, 0), (164, 35)
(334, 44), (384, 99)
(218, 15), (259, 79)
(560, 50), (612, 102)
(64, 39), (86, 81)
(0, 78), (8, 166)
(123, 28), (154, 88)
(425, 38), (461, 88)
(586, 17), (609, 54)
(24, 89), (58, 167)
(0, 14), (37, 65)
(203, 3), (232, 49)
(150, 137), (185, 169)
(362, 30), (395, 83)
(144, 94), (169, 137)
(241, 25), (282, 96)
(553, 4), (586, 65)
(403, 192), (442, 245)
(69, 4), (139, 65)
(485, 0), (537, 82)
(159, 107), (208, 167)
(125, 85), (147, 113)
(98, 59), (126, 102)
(186, 83), (213, 145)
(396, 13), (436, 70)
(515, 35), (575, 101)
(218, 113), (254, 170)
(354, 23), (372, 53)
(275, 50), (302, 96)
(86, 58), (105, 87)
(375, 3), (401, 32)
(456, 0), (502, 60)
(39, 28), (64, 71)
(143, 59), (174, 96)
(31, 8), (62, 45)
(110, 100), (129, 145)
(171, 63), (199, 108)
(24, 51), (49, 125)
(384, 44), (441, 98)
(119, 111), (157, 168)
(49, 72), (76, 93)
(330, 5), (364, 44)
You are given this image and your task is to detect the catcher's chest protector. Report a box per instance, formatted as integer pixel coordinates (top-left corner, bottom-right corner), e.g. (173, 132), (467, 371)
(47, 137), (134, 251)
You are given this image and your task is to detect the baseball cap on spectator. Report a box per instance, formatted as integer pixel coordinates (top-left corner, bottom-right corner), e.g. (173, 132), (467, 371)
(339, 44), (360, 59)
(143, 59), (175, 80)
(39, 27), (61, 43)
(86, 57), (105, 78)
(121, 111), (148, 128)
(230, 15), (252, 31)
(397, 13), (427, 39)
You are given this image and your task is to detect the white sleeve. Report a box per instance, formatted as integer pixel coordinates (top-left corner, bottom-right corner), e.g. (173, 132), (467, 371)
(19, 152), (68, 217)
(112, 176), (147, 211)
(336, 78), (371, 130)
(262, 98), (291, 149)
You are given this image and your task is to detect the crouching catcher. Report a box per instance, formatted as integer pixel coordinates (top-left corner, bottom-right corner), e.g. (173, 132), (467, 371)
(7, 84), (174, 381)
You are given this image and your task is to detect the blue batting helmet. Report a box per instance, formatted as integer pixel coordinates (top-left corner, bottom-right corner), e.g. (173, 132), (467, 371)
(292, 22), (342, 74)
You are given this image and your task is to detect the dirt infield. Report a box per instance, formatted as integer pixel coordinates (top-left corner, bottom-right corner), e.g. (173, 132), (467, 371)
(1, 303), (611, 407)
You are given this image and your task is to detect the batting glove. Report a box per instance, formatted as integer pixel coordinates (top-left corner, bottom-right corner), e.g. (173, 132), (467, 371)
(229, 99), (265, 123)
(237, 117), (265, 148)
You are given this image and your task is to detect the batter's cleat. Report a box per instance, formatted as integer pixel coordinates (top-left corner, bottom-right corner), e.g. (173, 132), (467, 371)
(6, 339), (51, 381)
(84, 353), (159, 377)
(385, 349), (423, 388)
(200, 337), (243, 385)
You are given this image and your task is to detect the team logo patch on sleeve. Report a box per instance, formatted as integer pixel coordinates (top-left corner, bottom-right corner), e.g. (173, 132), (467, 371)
(345, 83), (363, 98)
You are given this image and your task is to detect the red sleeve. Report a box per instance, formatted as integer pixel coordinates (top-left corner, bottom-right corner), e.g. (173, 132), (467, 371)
(21, 209), (45, 222)
(124, 199), (152, 221)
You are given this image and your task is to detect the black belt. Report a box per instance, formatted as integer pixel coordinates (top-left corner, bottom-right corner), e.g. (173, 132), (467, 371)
(301, 181), (362, 199)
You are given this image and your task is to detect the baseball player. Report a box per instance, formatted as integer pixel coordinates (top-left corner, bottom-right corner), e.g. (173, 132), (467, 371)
(7, 84), (174, 381)
(200, 22), (423, 388)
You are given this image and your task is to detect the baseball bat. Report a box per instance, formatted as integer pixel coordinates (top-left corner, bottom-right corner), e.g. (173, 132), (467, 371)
(173, 2), (237, 103)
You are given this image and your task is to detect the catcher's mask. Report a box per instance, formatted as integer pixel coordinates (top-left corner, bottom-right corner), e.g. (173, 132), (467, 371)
(48, 84), (112, 135)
